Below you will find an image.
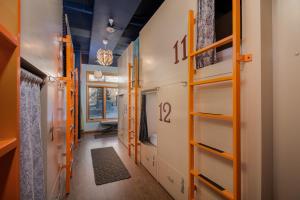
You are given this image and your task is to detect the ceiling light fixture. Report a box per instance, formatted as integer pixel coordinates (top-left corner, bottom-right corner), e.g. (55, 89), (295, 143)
(97, 39), (113, 66)
(106, 18), (116, 33)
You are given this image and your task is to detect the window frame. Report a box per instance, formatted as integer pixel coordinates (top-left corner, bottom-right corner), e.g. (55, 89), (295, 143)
(86, 71), (118, 84)
(86, 85), (118, 122)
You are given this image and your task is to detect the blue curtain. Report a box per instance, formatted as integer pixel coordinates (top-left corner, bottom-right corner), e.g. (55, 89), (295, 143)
(20, 69), (45, 200)
(196, 0), (217, 68)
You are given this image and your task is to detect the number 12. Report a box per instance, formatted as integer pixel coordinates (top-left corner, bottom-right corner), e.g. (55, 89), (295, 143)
(159, 102), (171, 123)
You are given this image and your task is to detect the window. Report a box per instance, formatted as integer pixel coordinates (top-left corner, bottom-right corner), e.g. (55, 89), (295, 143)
(86, 71), (118, 83)
(87, 86), (118, 121)
(105, 88), (118, 119)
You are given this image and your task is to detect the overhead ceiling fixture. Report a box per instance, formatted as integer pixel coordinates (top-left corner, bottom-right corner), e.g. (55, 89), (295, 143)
(106, 18), (115, 33)
(97, 39), (113, 66)
(106, 18), (123, 33)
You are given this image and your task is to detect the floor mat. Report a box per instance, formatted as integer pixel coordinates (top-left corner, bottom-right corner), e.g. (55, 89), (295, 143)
(90, 147), (131, 185)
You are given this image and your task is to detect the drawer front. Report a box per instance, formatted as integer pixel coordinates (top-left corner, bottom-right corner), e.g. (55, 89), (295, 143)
(157, 158), (187, 200)
(141, 143), (158, 179)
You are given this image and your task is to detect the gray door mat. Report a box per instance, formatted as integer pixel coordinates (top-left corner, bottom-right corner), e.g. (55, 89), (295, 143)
(90, 147), (131, 185)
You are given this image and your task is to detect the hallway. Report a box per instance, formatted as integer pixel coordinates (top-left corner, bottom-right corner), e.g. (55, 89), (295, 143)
(67, 133), (173, 200)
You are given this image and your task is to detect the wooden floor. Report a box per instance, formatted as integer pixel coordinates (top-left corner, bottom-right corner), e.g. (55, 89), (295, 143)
(66, 133), (173, 200)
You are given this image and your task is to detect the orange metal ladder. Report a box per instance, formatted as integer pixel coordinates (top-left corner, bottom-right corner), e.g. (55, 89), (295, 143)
(127, 57), (139, 164)
(187, 1), (251, 199)
(63, 34), (78, 194)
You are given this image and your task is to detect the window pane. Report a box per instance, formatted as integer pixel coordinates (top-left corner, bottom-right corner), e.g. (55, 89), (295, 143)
(105, 88), (118, 118)
(88, 74), (105, 82)
(88, 87), (104, 120)
(105, 75), (118, 83)
(87, 72), (118, 83)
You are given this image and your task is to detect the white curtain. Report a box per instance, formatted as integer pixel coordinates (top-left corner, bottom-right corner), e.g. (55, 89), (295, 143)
(20, 69), (45, 200)
(196, 0), (217, 68)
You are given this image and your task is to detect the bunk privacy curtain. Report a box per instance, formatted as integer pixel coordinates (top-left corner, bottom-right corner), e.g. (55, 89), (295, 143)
(196, 0), (217, 68)
(139, 95), (149, 143)
(20, 69), (45, 200)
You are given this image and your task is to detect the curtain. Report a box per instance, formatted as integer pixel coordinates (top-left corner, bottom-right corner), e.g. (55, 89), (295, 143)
(139, 95), (149, 143)
(196, 0), (217, 69)
(20, 69), (45, 200)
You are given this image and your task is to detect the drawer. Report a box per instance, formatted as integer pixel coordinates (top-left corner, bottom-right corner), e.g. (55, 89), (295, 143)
(157, 158), (187, 200)
(141, 143), (157, 179)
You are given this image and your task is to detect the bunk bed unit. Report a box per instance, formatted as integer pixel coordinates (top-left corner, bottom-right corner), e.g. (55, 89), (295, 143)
(187, 0), (252, 199)
(0, 0), (20, 199)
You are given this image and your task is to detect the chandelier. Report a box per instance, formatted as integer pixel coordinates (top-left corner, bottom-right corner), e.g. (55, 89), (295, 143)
(97, 39), (113, 66)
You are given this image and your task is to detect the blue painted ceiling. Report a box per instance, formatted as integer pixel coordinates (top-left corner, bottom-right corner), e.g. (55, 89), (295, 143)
(63, 0), (164, 65)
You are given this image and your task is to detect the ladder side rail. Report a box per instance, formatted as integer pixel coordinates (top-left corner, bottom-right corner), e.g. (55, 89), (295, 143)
(134, 57), (139, 164)
(128, 63), (132, 157)
(188, 10), (195, 200)
(232, 0), (241, 199)
(65, 34), (72, 194)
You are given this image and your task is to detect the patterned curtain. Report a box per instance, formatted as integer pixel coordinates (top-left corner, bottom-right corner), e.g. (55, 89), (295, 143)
(196, 0), (217, 68)
(20, 69), (45, 200)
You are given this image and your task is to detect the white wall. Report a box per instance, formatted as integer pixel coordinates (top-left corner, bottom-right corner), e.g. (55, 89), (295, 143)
(273, 0), (300, 199)
(21, 0), (65, 198)
(21, 0), (63, 77)
(80, 64), (118, 132)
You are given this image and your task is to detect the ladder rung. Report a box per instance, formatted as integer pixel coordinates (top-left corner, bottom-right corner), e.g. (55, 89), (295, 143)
(191, 76), (232, 86)
(70, 142), (74, 152)
(130, 142), (140, 146)
(191, 35), (233, 57)
(190, 112), (232, 121)
(190, 169), (233, 200)
(191, 141), (233, 161)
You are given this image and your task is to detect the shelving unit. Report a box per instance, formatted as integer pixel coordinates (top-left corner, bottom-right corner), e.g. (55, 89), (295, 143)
(0, 0), (20, 199)
(127, 57), (139, 164)
(0, 138), (17, 158)
(187, 1), (252, 199)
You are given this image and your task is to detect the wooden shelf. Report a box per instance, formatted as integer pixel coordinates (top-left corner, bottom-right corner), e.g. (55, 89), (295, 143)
(0, 138), (17, 158)
(0, 23), (18, 50)
(0, 23), (18, 69)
